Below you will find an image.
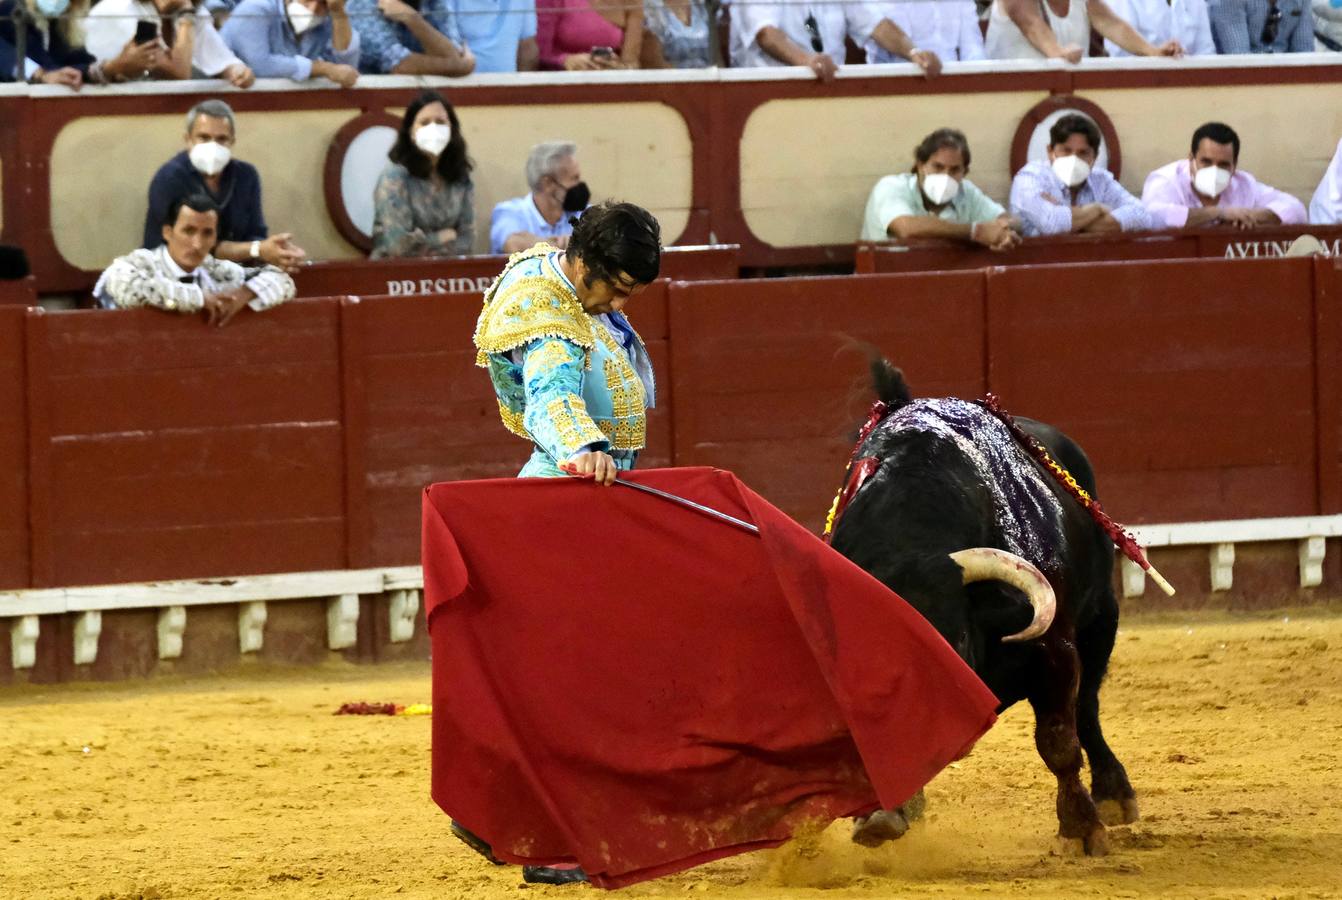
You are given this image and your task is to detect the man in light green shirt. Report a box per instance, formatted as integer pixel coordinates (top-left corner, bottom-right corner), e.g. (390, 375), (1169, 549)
(861, 128), (1020, 250)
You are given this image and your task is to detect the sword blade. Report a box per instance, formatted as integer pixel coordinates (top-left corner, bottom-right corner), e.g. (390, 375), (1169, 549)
(613, 477), (760, 535)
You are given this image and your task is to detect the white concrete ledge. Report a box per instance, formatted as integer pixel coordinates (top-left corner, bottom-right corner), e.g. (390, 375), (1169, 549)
(1129, 514), (1342, 546)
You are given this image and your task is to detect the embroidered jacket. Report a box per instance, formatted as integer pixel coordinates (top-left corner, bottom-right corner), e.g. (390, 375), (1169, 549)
(474, 244), (655, 474)
(93, 245), (295, 313)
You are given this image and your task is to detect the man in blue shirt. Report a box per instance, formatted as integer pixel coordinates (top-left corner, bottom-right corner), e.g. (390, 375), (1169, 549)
(1009, 114), (1152, 237)
(490, 142), (589, 254)
(345, 0), (474, 75)
(144, 100), (307, 272)
(1211, 0), (1314, 53)
(220, 0), (361, 86)
(448, 0), (538, 72)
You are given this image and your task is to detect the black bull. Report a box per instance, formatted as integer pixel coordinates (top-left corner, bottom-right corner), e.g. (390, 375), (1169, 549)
(829, 365), (1137, 856)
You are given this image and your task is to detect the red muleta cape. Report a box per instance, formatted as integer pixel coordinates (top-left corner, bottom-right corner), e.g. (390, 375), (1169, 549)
(423, 467), (998, 889)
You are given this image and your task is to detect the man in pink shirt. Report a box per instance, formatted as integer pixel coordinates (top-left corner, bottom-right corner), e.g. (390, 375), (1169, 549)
(1141, 122), (1306, 229)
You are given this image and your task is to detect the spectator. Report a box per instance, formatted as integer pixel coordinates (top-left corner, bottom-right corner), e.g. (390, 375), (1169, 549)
(861, 128), (1020, 251)
(642, 0), (714, 68)
(1142, 122), (1307, 228)
(985, 0), (1186, 59)
(220, 0), (360, 85)
(85, 0), (256, 86)
(730, 0), (942, 80)
(446, 0), (538, 72)
(345, 0), (474, 75)
(490, 141), (586, 254)
(1317, 0), (1342, 50)
(869, 0), (985, 62)
(1, 0), (93, 87)
(371, 91), (476, 259)
(1105, 0), (1216, 55)
(537, 0), (642, 69)
(1210, 0), (1314, 52)
(1009, 114), (1152, 236)
(144, 100), (306, 272)
(1310, 137), (1342, 223)
(95, 192), (295, 326)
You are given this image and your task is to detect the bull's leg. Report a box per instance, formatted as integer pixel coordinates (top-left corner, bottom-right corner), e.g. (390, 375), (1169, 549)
(850, 790), (927, 848)
(1076, 611), (1138, 826)
(1028, 625), (1109, 856)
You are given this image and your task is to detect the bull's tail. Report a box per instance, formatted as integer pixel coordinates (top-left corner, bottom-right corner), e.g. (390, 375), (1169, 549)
(869, 355), (913, 408)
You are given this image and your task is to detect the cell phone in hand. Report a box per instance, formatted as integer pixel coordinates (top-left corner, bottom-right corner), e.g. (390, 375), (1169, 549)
(591, 46), (614, 60)
(134, 20), (159, 45)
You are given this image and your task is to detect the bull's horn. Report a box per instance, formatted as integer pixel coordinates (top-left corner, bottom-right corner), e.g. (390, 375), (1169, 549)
(949, 548), (1056, 643)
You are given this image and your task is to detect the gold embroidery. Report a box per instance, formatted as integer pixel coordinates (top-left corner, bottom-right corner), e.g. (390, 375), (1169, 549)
(604, 358), (621, 390)
(547, 394), (605, 453)
(524, 340), (577, 377)
(596, 419), (617, 440)
(474, 246), (595, 364)
(498, 400), (528, 439)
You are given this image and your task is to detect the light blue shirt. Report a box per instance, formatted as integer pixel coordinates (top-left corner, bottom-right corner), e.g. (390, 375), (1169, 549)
(490, 194), (574, 254)
(447, 0), (537, 72)
(220, 0), (360, 80)
(1009, 160), (1153, 237)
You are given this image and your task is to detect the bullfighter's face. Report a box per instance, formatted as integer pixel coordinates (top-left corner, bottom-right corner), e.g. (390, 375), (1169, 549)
(573, 259), (649, 316)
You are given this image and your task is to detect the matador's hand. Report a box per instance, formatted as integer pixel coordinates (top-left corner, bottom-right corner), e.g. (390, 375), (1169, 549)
(561, 451), (619, 486)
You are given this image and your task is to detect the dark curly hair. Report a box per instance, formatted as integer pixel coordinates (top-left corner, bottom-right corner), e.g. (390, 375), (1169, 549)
(565, 201), (661, 287)
(389, 91), (473, 184)
(911, 128), (972, 174)
(1049, 114), (1102, 154)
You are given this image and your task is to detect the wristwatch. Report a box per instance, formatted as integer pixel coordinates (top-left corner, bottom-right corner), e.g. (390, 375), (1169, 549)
(249, 240), (261, 261)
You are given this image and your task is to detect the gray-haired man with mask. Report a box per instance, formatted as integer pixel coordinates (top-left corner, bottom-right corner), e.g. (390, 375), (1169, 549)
(489, 141), (591, 255)
(143, 99), (306, 273)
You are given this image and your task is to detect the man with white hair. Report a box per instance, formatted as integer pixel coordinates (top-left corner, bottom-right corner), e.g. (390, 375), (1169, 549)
(490, 141), (590, 255)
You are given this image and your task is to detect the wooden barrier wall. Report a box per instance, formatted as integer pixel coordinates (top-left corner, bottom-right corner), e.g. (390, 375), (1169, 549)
(0, 256), (1338, 592)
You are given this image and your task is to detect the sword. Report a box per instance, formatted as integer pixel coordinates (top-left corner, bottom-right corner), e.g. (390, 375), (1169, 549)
(613, 477), (761, 536)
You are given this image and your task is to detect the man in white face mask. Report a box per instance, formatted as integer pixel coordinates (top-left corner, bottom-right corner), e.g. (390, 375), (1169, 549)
(143, 100), (307, 273)
(220, 0), (360, 87)
(861, 128), (1020, 250)
(1141, 121), (1307, 230)
(1009, 113), (1152, 236)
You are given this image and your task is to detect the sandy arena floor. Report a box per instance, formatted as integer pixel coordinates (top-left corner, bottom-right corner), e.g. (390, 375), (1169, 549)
(2, 608), (1340, 900)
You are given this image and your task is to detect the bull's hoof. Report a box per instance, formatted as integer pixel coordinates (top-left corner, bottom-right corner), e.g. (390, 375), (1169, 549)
(1085, 825), (1112, 856)
(1054, 826), (1110, 857)
(851, 809), (909, 848)
(900, 789), (927, 823)
(1096, 797), (1140, 827)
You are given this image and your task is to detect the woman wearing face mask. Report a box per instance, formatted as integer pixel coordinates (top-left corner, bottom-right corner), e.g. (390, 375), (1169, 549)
(1009, 113), (1153, 237)
(0, 0), (95, 87)
(861, 128), (1021, 251)
(220, 0), (360, 86)
(372, 91), (476, 259)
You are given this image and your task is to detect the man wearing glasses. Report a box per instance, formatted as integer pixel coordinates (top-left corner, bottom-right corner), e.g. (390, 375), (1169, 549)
(1211, 0), (1315, 52)
(730, 0), (942, 80)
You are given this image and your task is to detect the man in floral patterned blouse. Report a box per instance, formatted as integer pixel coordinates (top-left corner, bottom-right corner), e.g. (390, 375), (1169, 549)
(94, 193), (295, 327)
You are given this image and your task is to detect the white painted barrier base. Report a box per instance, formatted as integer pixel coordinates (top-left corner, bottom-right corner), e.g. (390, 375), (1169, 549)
(1, 517), (1338, 670)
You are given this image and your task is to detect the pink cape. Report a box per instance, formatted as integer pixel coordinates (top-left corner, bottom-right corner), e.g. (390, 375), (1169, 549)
(423, 467), (998, 888)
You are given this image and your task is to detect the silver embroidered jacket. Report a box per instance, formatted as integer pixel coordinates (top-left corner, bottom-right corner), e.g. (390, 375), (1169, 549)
(93, 246), (296, 314)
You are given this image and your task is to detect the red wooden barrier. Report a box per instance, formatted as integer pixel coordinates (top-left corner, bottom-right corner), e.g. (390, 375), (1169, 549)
(30, 301), (347, 587)
(1315, 257), (1342, 515)
(0, 276), (38, 307)
(666, 271), (988, 529)
(856, 225), (1342, 275)
(294, 244), (740, 299)
(986, 257), (1320, 523)
(0, 307), (28, 588)
(1, 257), (1338, 591)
